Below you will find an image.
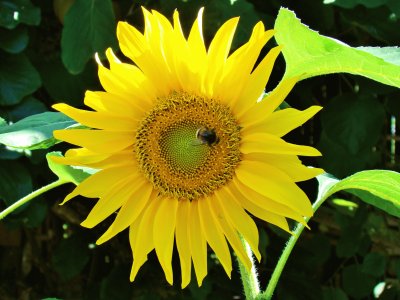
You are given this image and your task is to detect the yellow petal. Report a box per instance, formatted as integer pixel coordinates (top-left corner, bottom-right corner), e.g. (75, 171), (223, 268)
(84, 91), (146, 118)
(244, 106), (323, 137)
(216, 28), (274, 107)
(104, 48), (156, 107)
(233, 178), (308, 226)
(129, 198), (158, 281)
(62, 164), (137, 203)
(117, 17), (170, 96)
(240, 132), (321, 157)
(153, 197), (178, 285)
(235, 160), (313, 217)
(97, 62), (157, 104)
(170, 10), (192, 91)
(214, 186), (261, 261)
(175, 199), (192, 288)
(82, 175), (144, 228)
(210, 196), (252, 271)
(152, 10), (181, 87)
(205, 17), (239, 95)
(241, 199), (291, 233)
(50, 148), (109, 167)
(239, 77), (299, 127)
(187, 8), (207, 70)
(244, 152), (325, 182)
(53, 148), (136, 169)
(85, 151), (137, 169)
(234, 46), (282, 116)
(198, 197), (232, 277)
(231, 184), (292, 233)
(96, 181), (153, 244)
(188, 200), (208, 286)
(117, 21), (147, 59)
(186, 9), (208, 94)
(140, 8), (172, 95)
(53, 103), (138, 130)
(53, 129), (134, 154)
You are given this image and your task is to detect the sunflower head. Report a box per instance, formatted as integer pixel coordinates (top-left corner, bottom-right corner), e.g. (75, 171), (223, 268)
(53, 7), (323, 288)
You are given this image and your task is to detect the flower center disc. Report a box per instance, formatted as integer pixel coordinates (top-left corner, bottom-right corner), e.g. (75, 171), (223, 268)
(135, 92), (241, 200)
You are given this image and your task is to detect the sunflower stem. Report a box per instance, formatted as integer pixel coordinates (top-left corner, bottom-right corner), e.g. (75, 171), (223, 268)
(261, 191), (327, 300)
(0, 179), (67, 220)
(238, 235), (260, 300)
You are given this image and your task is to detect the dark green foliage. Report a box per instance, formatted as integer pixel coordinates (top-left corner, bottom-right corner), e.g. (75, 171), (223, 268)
(61, 0), (118, 74)
(51, 233), (91, 280)
(0, 0), (399, 299)
(0, 160), (31, 208)
(0, 52), (41, 105)
(0, 0), (40, 29)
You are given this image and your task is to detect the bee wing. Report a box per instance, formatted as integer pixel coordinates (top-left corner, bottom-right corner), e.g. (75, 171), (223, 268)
(189, 139), (204, 147)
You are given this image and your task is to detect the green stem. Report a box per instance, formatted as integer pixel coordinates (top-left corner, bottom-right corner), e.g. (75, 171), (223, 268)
(0, 179), (67, 220)
(238, 235), (260, 300)
(261, 193), (327, 300)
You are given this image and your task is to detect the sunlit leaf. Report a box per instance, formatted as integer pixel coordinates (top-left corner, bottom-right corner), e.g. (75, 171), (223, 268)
(274, 8), (400, 88)
(47, 152), (93, 185)
(332, 199), (358, 209)
(0, 112), (76, 149)
(318, 170), (400, 218)
(358, 46), (400, 66)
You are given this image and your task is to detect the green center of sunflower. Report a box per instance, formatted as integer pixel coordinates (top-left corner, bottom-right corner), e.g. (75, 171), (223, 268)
(135, 91), (241, 200)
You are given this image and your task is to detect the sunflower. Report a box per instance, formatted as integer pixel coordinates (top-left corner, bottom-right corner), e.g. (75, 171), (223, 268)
(52, 8), (323, 288)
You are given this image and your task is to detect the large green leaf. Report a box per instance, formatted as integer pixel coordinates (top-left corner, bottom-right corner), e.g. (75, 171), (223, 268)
(0, 112), (76, 149)
(274, 8), (400, 88)
(318, 170), (400, 218)
(61, 0), (117, 74)
(358, 46), (400, 66)
(0, 53), (41, 105)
